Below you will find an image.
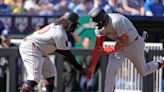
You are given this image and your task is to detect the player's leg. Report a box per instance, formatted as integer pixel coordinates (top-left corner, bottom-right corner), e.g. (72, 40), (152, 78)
(19, 43), (44, 91)
(123, 36), (161, 76)
(104, 52), (125, 92)
(42, 56), (56, 92)
(86, 75), (97, 91)
(80, 76), (87, 90)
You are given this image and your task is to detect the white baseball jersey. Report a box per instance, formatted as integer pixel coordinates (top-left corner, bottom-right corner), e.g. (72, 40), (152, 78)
(95, 13), (138, 43)
(19, 23), (70, 83)
(26, 23), (70, 55)
(95, 13), (159, 92)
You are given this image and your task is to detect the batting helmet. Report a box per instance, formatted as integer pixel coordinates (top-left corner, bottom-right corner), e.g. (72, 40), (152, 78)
(62, 12), (79, 32)
(62, 12), (79, 25)
(89, 8), (109, 29)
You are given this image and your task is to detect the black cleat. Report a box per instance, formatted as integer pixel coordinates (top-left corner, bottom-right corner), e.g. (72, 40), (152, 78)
(21, 83), (34, 92)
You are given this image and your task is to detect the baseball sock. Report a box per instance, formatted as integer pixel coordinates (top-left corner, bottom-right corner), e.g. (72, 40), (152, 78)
(45, 77), (55, 92)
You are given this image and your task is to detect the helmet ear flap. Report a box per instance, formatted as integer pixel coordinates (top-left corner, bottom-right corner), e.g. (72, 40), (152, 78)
(63, 19), (72, 31)
(89, 8), (108, 29)
(69, 23), (79, 32)
(62, 12), (79, 32)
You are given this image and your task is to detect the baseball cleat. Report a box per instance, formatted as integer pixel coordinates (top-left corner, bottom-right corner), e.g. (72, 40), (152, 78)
(142, 31), (148, 41)
(158, 57), (164, 68)
(21, 83), (34, 92)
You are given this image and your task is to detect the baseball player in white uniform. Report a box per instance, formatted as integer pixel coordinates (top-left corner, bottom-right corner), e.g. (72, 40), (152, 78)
(19, 12), (88, 92)
(87, 8), (164, 92)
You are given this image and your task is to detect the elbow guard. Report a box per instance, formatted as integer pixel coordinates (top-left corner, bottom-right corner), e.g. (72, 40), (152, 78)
(90, 36), (105, 68)
(95, 36), (105, 49)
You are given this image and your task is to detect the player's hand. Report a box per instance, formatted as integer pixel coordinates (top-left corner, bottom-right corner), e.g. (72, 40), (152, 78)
(97, 46), (113, 55)
(103, 46), (114, 54)
(81, 68), (89, 79)
(86, 66), (96, 80)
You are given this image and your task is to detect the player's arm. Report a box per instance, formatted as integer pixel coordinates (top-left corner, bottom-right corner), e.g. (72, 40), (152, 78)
(55, 49), (83, 71)
(100, 32), (129, 55)
(87, 35), (105, 79)
(55, 49), (88, 77)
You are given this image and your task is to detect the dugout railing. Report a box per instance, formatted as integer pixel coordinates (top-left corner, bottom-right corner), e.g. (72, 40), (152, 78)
(0, 47), (163, 92)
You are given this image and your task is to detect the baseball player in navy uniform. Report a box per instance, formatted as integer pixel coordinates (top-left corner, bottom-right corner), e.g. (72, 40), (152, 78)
(19, 12), (88, 92)
(87, 8), (164, 92)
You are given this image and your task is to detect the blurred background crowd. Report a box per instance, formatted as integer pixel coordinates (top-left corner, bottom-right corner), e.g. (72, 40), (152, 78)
(0, 0), (163, 16)
(0, 0), (163, 40)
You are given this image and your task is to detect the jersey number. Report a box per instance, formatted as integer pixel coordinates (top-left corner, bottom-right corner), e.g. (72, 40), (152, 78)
(37, 25), (51, 34)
